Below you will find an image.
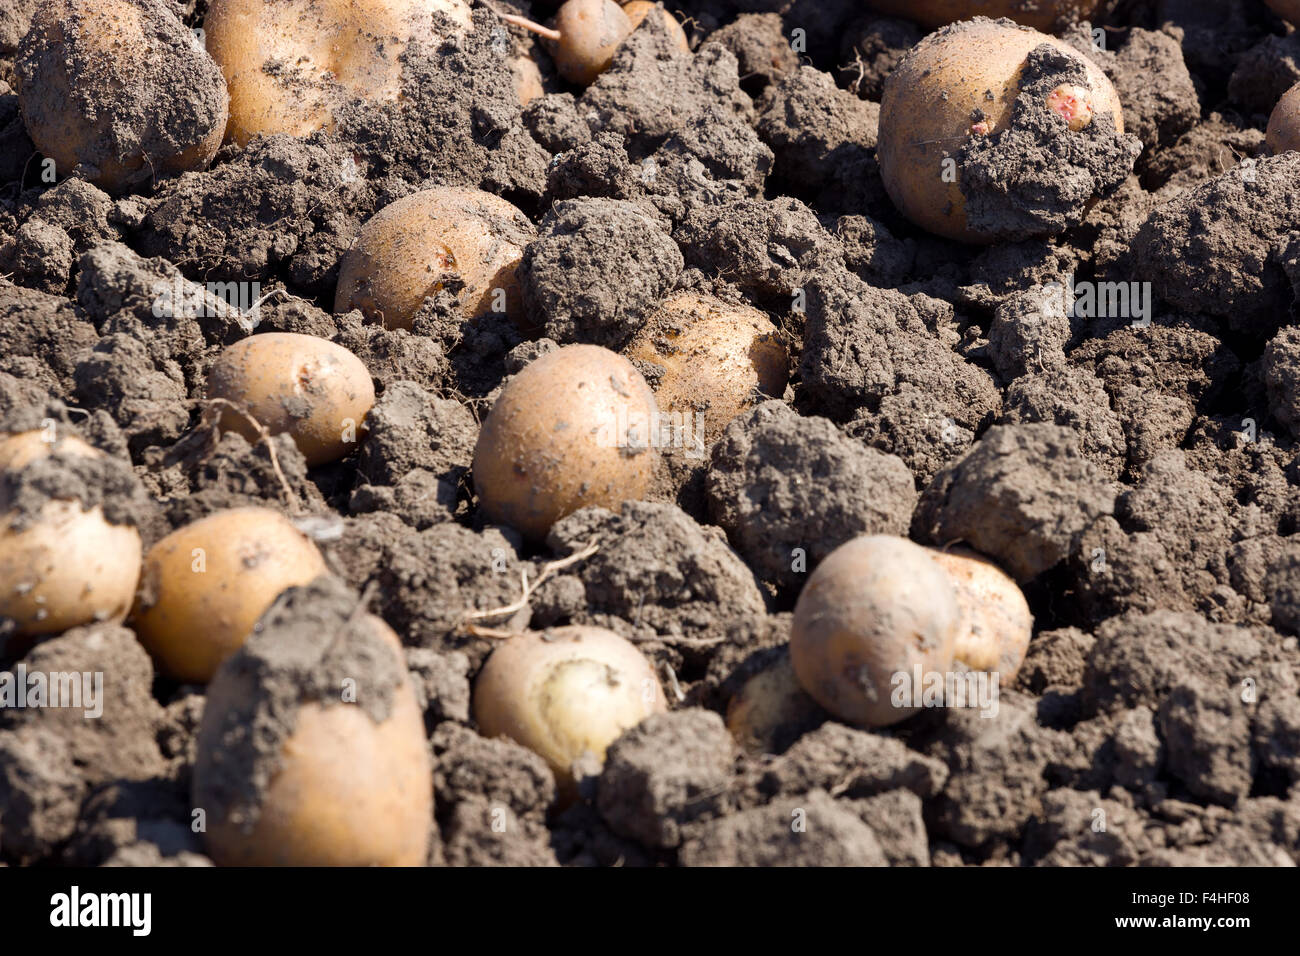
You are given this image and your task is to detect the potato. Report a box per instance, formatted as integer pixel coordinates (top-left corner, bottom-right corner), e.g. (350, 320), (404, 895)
(1267, 82), (1300, 156)
(195, 582), (431, 866)
(472, 344), (659, 540)
(206, 333), (375, 467)
(927, 546), (1032, 680)
(878, 18), (1126, 243)
(790, 535), (960, 727)
(15, 0), (228, 193)
(622, 1), (689, 51)
(625, 292), (788, 447)
(473, 625), (667, 793)
(132, 507), (330, 683)
(725, 653), (822, 755)
(511, 50), (546, 106)
(862, 0), (1101, 32)
(334, 187), (536, 330)
(0, 433), (141, 638)
(551, 0), (633, 85)
(204, 0), (472, 145)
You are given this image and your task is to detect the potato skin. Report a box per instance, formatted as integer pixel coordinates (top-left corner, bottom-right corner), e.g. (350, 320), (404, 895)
(0, 433), (141, 638)
(1267, 82), (1300, 155)
(206, 333), (375, 467)
(472, 345), (659, 541)
(204, 0), (471, 145)
(334, 187), (536, 330)
(132, 508), (330, 683)
(862, 0), (1101, 32)
(622, 1), (689, 51)
(878, 18), (1124, 243)
(16, 0), (228, 193)
(927, 546), (1032, 680)
(790, 535), (960, 727)
(197, 615), (432, 867)
(473, 626), (667, 792)
(551, 0), (633, 86)
(625, 292), (788, 446)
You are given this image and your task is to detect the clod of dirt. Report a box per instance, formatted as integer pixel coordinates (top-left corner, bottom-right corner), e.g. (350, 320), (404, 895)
(60, 778), (206, 866)
(0, 624), (167, 784)
(190, 577), (405, 831)
(352, 381), (478, 529)
(15, 0), (227, 194)
(1229, 32), (1300, 117)
(837, 16), (921, 102)
(758, 722), (949, 801)
(678, 789), (887, 866)
(705, 400), (916, 590)
(957, 44), (1142, 240)
(710, 13), (797, 95)
(0, 280), (98, 394)
(579, 17), (752, 155)
(405, 647), (471, 729)
(1082, 27), (1200, 158)
(797, 266), (1001, 482)
(595, 709), (735, 849)
(913, 422), (1115, 583)
(999, 366), (1128, 481)
(756, 66), (884, 217)
(534, 500), (768, 649)
(1262, 327), (1300, 441)
(1158, 678), (1253, 806)
(518, 197), (683, 347)
(137, 133), (366, 294)
(0, 727), (86, 865)
(1132, 152), (1300, 335)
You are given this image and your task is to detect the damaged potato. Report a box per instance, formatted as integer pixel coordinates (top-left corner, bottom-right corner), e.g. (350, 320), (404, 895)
(206, 333), (376, 467)
(927, 546), (1032, 681)
(877, 18), (1131, 243)
(625, 292), (788, 446)
(472, 344), (659, 541)
(473, 625), (667, 794)
(0, 433), (141, 638)
(131, 507), (330, 684)
(790, 535), (960, 728)
(15, 0), (228, 193)
(861, 1), (1101, 32)
(194, 579), (432, 866)
(334, 187), (536, 330)
(204, 0), (472, 145)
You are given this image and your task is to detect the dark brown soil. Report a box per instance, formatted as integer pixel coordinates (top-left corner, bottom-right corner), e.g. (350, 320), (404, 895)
(2, 0), (1300, 867)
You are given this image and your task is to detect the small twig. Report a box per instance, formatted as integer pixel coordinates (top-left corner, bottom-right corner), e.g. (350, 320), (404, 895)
(478, 0), (562, 41)
(461, 540), (600, 630)
(201, 398), (300, 514)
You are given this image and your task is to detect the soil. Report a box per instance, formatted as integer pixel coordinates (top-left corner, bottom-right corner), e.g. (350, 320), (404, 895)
(2, 0), (1300, 867)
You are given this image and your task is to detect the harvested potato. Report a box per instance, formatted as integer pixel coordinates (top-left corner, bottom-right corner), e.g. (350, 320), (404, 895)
(15, 0), (228, 193)
(625, 292), (788, 447)
(790, 535), (960, 727)
(862, 1), (1101, 32)
(927, 546), (1032, 680)
(1267, 82), (1300, 155)
(472, 344), (659, 540)
(132, 507), (330, 684)
(622, 1), (689, 51)
(206, 333), (375, 467)
(511, 50), (546, 106)
(725, 653), (822, 755)
(334, 187), (536, 330)
(473, 625), (667, 793)
(878, 18), (1131, 243)
(500, 0), (633, 86)
(204, 0), (472, 145)
(195, 578), (432, 866)
(0, 433), (141, 638)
